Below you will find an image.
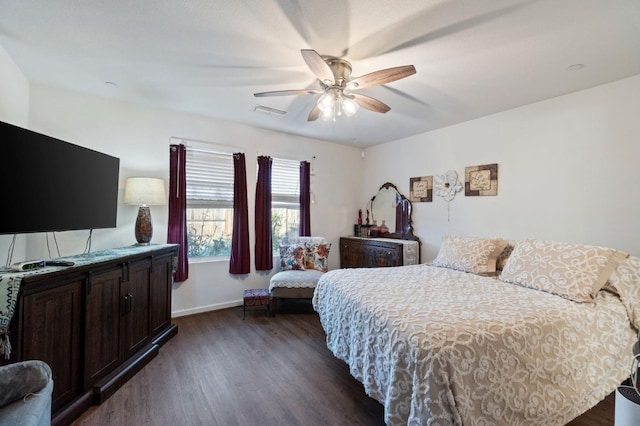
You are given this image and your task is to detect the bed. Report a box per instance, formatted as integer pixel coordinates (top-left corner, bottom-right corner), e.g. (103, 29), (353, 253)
(312, 236), (640, 425)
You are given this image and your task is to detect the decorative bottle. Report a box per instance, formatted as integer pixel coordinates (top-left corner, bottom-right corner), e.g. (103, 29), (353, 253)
(369, 219), (379, 237)
(379, 220), (389, 234)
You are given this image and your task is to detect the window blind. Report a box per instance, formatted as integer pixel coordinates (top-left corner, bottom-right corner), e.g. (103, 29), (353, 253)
(272, 157), (299, 206)
(185, 148), (234, 208)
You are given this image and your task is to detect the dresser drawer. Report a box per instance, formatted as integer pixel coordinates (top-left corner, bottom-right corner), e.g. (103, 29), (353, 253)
(340, 237), (404, 268)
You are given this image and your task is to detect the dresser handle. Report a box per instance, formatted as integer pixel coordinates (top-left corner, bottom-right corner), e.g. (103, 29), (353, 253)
(386, 251), (392, 255)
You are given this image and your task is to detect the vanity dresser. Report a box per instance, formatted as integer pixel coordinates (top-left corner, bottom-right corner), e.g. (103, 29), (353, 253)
(340, 236), (419, 268)
(341, 182), (420, 268)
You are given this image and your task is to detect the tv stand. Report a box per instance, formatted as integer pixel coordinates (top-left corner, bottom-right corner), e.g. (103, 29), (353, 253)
(3, 244), (179, 425)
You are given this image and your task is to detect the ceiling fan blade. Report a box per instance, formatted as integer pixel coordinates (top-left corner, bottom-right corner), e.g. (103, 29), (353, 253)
(351, 93), (391, 114)
(254, 89), (322, 97)
(347, 65), (416, 90)
(301, 49), (335, 85)
(307, 105), (321, 121)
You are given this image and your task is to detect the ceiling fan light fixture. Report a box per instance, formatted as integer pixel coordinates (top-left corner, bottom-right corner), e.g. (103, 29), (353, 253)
(317, 89), (359, 121)
(258, 49), (415, 123)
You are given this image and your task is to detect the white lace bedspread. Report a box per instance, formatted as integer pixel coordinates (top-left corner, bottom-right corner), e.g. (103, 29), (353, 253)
(312, 264), (636, 425)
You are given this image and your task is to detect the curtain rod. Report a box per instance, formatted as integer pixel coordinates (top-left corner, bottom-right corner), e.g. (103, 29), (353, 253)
(170, 136), (238, 155)
(256, 151), (314, 163)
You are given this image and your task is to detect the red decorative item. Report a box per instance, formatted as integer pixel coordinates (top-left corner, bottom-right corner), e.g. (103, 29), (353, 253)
(357, 209), (363, 225)
(370, 220), (380, 237)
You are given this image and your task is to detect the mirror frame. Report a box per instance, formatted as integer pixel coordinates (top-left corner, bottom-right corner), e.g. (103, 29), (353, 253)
(369, 182), (419, 242)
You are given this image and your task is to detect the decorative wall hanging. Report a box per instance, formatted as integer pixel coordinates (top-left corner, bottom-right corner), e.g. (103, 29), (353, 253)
(465, 163), (498, 196)
(409, 176), (433, 202)
(434, 170), (463, 222)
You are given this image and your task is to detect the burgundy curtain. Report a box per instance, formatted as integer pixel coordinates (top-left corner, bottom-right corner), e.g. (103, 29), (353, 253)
(255, 156), (273, 270)
(299, 161), (311, 236)
(167, 144), (189, 282)
(229, 152), (250, 274)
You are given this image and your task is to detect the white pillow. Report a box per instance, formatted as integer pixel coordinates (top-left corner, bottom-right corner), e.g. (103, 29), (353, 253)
(500, 238), (627, 302)
(433, 235), (508, 275)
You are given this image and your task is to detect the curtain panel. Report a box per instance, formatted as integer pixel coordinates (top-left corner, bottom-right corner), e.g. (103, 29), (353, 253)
(167, 144), (189, 282)
(255, 156), (273, 270)
(229, 152), (250, 274)
(299, 161), (311, 236)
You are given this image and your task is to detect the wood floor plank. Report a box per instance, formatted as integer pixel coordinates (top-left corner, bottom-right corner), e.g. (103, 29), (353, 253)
(71, 300), (615, 425)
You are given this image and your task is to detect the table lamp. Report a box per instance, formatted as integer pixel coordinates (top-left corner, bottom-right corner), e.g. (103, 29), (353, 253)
(124, 177), (166, 245)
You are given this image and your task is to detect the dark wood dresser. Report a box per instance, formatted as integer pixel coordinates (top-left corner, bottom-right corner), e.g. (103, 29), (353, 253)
(2, 244), (178, 425)
(339, 236), (419, 268)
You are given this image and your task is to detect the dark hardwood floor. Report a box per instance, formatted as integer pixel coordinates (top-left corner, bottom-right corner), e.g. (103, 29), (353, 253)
(72, 300), (615, 426)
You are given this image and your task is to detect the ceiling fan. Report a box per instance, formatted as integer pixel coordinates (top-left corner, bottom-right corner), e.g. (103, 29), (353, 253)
(254, 49), (416, 122)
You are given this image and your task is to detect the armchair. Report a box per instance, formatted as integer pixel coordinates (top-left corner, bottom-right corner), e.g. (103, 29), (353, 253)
(270, 236), (331, 315)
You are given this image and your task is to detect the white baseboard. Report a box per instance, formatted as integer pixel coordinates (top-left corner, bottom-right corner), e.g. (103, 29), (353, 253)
(171, 299), (243, 318)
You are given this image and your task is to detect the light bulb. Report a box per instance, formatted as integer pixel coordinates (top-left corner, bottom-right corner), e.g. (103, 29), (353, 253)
(320, 107), (334, 121)
(317, 93), (334, 112)
(342, 96), (359, 117)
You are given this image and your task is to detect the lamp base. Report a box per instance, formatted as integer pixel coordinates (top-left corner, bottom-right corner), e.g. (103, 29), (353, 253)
(134, 206), (153, 245)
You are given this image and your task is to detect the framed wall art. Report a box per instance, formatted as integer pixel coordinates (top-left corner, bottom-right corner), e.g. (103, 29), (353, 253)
(410, 176), (433, 202)
(465, 163), (498, 196)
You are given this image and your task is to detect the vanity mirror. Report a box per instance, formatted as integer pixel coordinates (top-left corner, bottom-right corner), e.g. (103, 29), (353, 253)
(369, 182), (419, 241)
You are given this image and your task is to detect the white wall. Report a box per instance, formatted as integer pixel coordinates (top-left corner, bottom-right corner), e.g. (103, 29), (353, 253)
(0, 43), (30, 265)
(363, 74), (640, 260)
(27, 85), (363, 316)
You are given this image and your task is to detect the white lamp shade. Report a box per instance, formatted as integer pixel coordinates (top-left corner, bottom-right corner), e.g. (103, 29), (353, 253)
(124, 177), (166, 206)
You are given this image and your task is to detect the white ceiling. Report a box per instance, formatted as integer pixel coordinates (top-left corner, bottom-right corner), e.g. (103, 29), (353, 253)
(1, 0), (639, 147)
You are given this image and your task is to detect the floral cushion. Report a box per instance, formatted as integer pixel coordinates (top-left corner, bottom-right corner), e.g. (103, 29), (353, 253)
(500, 238), (627, 303)
(304, 242), (332, 272)
(433, 235), (508, 275)
(278, 237), (331, 273)
(279, 245), (306, 270)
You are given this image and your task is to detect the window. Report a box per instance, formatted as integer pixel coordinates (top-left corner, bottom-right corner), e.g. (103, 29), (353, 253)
(271, 157), (300, 252)
(185, 148), (234, 259)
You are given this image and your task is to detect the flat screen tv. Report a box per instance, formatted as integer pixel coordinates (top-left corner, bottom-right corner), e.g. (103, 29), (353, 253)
(0, 120), (120, 234)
